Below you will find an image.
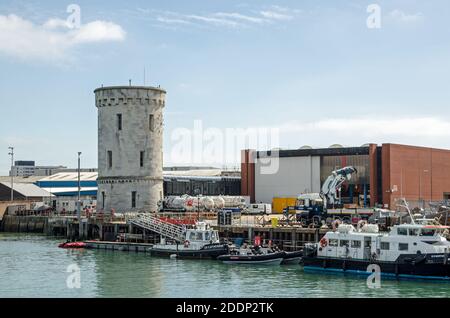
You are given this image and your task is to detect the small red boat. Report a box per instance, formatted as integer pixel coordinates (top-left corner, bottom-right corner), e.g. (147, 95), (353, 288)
(58, 242), (87, 249)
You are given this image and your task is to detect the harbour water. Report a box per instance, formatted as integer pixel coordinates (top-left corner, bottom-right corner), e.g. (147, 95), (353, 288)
(1, 233), (449, 298)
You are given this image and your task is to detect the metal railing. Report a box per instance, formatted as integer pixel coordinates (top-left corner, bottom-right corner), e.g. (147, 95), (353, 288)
(128, 213), (185, 243)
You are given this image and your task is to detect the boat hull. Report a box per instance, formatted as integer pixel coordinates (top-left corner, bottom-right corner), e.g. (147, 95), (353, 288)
(222, 258), (283, 265)
(281, 250), (303, 265)
(218, 251), (286, 265)
(302, 255), (450, 280)
(149, 243), (229, 260)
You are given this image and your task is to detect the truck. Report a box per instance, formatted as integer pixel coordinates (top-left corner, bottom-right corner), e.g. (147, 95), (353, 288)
(244, 203), (272, 215)
(284, 166), (358, 227)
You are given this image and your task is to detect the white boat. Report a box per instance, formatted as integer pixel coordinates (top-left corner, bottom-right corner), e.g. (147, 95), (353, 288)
(303, 220), (450, 280)
(148, 222), (229, 259)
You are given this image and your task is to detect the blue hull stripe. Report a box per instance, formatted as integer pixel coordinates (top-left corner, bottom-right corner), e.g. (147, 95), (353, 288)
(303, 266), (450, 281)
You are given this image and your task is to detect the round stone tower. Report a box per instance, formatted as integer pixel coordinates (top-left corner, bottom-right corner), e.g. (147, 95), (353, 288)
(94, 85), (166, 213)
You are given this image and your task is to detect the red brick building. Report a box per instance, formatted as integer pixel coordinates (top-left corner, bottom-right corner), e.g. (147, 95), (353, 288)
(242, 143), (450, 209)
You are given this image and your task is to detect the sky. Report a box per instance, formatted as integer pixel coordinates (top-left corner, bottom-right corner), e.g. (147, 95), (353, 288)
(1, 0), (450, 175)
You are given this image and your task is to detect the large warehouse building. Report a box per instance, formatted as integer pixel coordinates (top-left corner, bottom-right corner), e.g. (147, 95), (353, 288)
(241, 143), (450, 209)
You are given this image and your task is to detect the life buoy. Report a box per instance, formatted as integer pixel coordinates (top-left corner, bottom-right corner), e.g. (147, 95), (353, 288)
(184, 240), (190, 248)
(320, 237), (328, 248)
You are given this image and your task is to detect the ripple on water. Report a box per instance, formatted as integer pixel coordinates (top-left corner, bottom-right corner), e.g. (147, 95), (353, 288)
(1, 234), (450, 298)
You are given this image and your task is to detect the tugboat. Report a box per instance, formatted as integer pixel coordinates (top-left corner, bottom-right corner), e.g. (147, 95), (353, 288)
(302, 220), (450, 280)
(217, 245), (286, 265)
(148, 222), (229, 259)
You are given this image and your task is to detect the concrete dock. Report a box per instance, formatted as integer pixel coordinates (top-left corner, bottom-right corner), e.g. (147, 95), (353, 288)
(0, 213), (327, 250)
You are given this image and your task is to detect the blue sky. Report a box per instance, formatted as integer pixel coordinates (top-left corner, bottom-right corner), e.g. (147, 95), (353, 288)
(1, 0), (450, 174)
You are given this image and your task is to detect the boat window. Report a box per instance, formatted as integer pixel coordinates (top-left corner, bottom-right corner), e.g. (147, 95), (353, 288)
(196, 232), (204, 241)
(399, 243), (408, 251)
(189, 232), (196, 241)
(420, 229), (436, 237)
(408, 228), (419, 236)
(351, 241), (361, 248)
(397, 228), (408, 236)
(205, 232), (210, 241)
(380, 242), (390, 250)
(340, 240), (349, 247)
(329, 239), (338, 247)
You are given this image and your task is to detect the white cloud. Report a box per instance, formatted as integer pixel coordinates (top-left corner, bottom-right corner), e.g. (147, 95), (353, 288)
(260, 10), (293, 21)
(156, 16), (193, 25)
(0, 14), (126, 62)
(389, 10), (424, 23)
(152, 5), (301, 29)
(213, 12), (267, 24)
(185, 14), (241, 27)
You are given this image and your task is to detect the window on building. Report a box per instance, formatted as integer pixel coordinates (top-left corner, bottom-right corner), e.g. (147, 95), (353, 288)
(140, 151), (144, 168)
(380, 242), (390, 250)
(340, 240), (349, 247)
(149, 114), (154, 132)
(117, 114), (122, 131)
(329, 239), (338, 247)
(397, 227), (408, 236)
(101, 191), (105, 209)
(107, 151), (112, 168)
(351, 240), (361, 248)
(131, 191), (137, 208)
(399, 243), (408, 251)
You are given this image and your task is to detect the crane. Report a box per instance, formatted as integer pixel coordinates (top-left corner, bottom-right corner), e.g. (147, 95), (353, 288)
(320, 166), (358, 210)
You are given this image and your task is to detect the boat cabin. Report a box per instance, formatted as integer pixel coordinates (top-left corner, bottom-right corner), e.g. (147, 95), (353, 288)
(184, 222), (220, 245)
(317, 223), (450, 262)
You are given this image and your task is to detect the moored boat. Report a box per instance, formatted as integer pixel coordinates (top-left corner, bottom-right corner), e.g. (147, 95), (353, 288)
(302, 221), (450, 280)
(217, 246), (285, 265)
(147, 222), (229, 259)
(58, 241), (87, 249)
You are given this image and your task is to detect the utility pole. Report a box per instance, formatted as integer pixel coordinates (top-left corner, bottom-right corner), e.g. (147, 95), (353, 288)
(77, 152), (82, 239)
(8, 147), (14, 201)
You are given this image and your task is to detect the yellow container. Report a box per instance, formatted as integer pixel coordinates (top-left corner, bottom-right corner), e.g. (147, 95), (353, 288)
(272, 197), (297, 214)
(271, 217), (279, 228)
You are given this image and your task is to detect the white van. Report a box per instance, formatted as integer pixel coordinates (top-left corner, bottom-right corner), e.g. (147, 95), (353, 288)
(244, 204), (272, 215)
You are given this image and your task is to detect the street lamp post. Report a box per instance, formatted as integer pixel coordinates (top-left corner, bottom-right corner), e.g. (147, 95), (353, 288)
(77, 152), (82, 239)
(8, 147), (14, 202)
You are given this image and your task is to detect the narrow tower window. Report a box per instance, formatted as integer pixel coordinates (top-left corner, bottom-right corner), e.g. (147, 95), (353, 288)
(131, 191), (137, 208)
(107, 151), (112, 168)
(101, 191), (105, 209)
(149, 114), (154, 132)
(140, 151), (145, 167)
(117, 114), (122, 131)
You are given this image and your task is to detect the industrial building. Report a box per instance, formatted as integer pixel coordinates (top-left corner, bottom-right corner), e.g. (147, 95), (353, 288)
(95, 85), (166, 213)
(0, 182), (53, 202)
(10, 161), (67, 177)
(241, 143), (450, 209)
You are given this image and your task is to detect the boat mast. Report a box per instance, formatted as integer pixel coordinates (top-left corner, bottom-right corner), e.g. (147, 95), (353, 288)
(397, 198), (416, 225)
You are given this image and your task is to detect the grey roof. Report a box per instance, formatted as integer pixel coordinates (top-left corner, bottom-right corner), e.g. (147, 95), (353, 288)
(0, 182), (53, 198)
(0, 176), (43, 184)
